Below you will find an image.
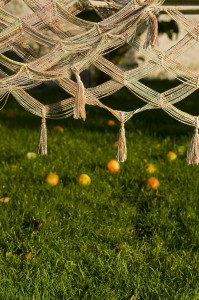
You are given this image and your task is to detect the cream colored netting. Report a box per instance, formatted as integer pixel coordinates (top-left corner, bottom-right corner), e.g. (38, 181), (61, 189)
(0, 0), (199, 163)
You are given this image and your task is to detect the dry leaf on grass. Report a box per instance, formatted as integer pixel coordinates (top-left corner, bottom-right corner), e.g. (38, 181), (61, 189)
(23, 251), (33, 260)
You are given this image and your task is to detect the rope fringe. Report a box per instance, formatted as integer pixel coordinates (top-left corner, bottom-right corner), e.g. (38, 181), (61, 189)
(187, 117), (199, 165)
(38, 106), (47, 156)
(115, 122), (127, 162)
(72, 67), (86, 121)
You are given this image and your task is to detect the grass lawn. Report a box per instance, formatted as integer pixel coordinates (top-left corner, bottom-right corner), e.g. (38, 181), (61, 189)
(0, 80), (199, 300)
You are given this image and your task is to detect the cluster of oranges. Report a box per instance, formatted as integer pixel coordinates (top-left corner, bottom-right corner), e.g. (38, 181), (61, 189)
(145, 147), (180, 190)
(45, 159), (120, 187)
(38, 121), (182, 191)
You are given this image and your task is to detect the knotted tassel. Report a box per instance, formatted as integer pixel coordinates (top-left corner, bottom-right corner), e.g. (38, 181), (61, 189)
(38, 106), (47, 155)
(187, 117), (199, 165)
(115, 122), (127, 162)
(71, 67), (86, 121)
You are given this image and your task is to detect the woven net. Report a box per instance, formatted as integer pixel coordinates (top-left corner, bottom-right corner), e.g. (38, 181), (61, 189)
(1, 0), (199, 163)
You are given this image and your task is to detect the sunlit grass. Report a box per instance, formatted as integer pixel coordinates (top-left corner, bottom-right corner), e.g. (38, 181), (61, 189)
(0, 82), (199, 299)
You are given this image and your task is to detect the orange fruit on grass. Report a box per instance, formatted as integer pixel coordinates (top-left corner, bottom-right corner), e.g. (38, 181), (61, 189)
(145, 163), (157, 174)
(27, 152), (37, 159)
(10, 164), (17, 171)
(106, 160), (120, 173)
(6, 111), (15, 119)
(113, 141), (118, 149)
(152, 143), (161, 150)
(45, 172), (59, 186)
(107, 120), (116, 126)
(52, 125), (64, 133)
(167, 151), (177, 161)
(77, 174), (91, 186)
(177, 145), (186, 156)
(146, 177), (160, 190)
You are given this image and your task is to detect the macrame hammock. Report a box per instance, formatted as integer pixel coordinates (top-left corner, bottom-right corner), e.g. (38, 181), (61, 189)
(0, 0), (199, 164)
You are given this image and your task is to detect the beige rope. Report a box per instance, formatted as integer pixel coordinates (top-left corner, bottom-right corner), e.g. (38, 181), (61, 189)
(0, 0), (198, 163)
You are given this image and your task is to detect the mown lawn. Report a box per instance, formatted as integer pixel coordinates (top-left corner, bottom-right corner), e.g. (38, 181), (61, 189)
(0, 80), (199, 300)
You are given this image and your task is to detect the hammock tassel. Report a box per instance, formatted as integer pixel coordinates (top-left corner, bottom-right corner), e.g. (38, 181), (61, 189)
(38, 106), (47, 156)
(116, 122), (127, 162)
(72, 67), (86, 121)
(187, 117), (199, 165)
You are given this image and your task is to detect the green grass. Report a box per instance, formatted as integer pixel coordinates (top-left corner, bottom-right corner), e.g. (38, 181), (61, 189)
(0, 80), (199, 300)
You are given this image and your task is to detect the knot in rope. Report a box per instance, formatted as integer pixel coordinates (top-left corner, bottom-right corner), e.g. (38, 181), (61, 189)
(95, 23), (102, 34)
(79, 0), (89, 9)
(104, 0), (123, 9)
(197, 25), (199, 42)
(42, 106), (46, 123)
(136, 0), (152, 5)
(159, 95), (164, 108)
(195, 116), (199, 133)
(136, 0), (163, 6)
(160, 54), (165, 66)
(196, 76), (199, 89)
(71, 66), (81, 82)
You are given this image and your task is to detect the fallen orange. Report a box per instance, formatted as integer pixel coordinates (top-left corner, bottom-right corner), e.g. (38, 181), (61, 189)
(152, 143), (161, 150)
(167, 151), (177, 161)
(113, 141), (118, 150)
(106, 160), (120, 173)
(52, 125), (64, 133)
(77, 174), (91, 186)
(145, 163), (157, 174)
(45, 172), (59, 186)
(6, 111), (15, 119)
(146, 177), (160, 190)
(107, 119), (116, 126)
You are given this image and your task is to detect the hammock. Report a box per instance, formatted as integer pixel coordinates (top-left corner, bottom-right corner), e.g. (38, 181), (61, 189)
(0, 0), (199, 164)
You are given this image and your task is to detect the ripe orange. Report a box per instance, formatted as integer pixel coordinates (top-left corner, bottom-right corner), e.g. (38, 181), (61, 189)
(27, 152), (37, 159)
(146, 177), (160, 190)
(107, 119), (116, 126)
(52, 125), (64, 133)
(113, 141), (118, 149)
(145, 163), (157, 174)
(167, 151), (177, 161)
(177, 145), (186, 156)
(106, 160), (120, 173)
(152, 143), (161, 150)
(10, 164), (17, 171)
(6, 111), (15, 119)
(77, 174), (91, 186)
(45, 172), (59, 186)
